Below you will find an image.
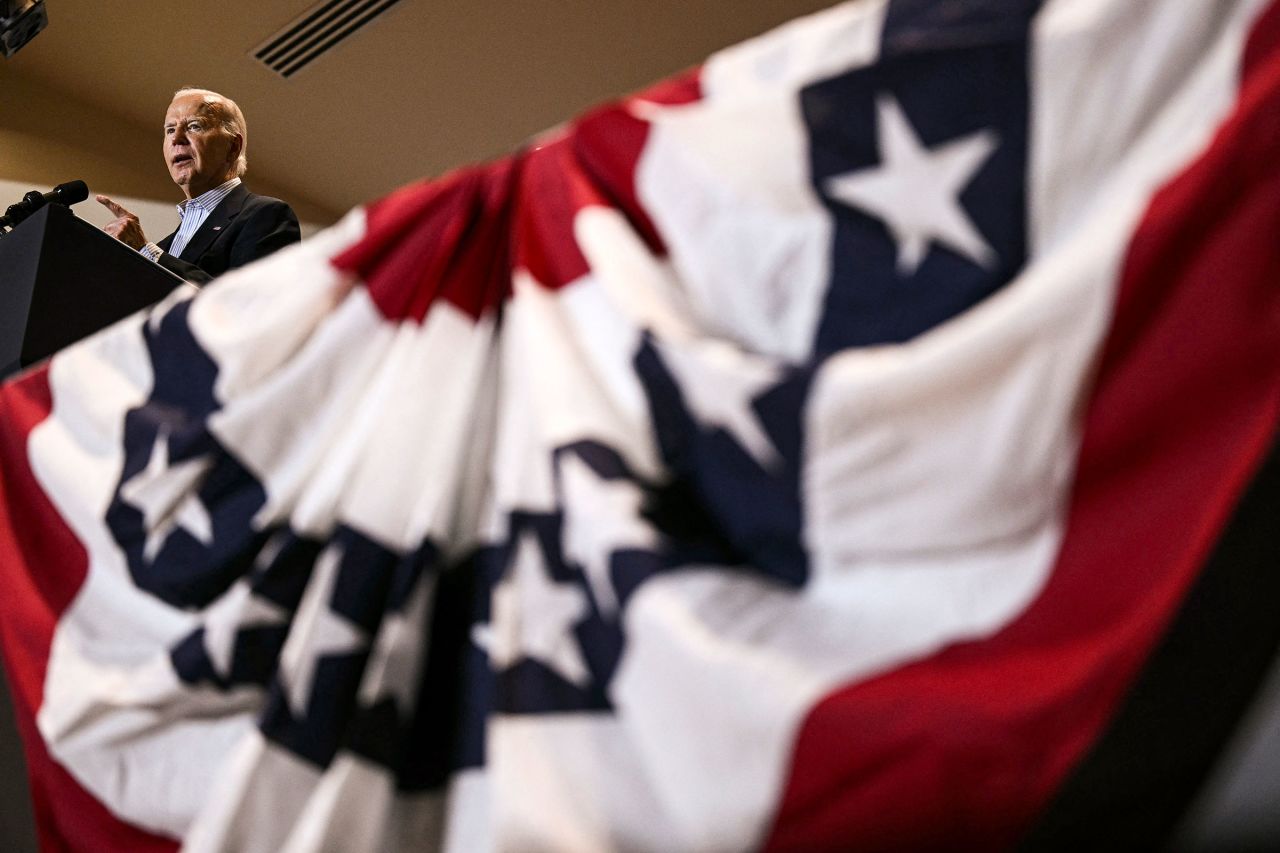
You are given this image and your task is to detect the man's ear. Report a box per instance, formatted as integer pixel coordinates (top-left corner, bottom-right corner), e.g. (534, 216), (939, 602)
(228, 134), (244, 164)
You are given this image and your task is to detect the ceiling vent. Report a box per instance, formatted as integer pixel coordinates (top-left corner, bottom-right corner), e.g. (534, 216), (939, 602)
(253, 0), (405, 79)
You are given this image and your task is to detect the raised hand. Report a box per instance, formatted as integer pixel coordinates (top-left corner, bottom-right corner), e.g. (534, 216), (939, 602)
(96, 194), (149, 250)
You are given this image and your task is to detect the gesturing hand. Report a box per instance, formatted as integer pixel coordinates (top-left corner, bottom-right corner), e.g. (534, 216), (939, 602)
(96, 195), (148, 250)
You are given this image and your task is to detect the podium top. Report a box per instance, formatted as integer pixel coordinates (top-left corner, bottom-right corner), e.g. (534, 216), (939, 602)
(0, 203), (185, 378)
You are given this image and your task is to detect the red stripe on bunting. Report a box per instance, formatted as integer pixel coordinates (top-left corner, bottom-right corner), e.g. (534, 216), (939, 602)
(572, 69), (703, 260)
(331, 160), (518, 323)
(516, 70), (700, 290)
(514, 134), (602, 290)
(0, 366), (177, 852)
(1244, 0), (1280, 78)
(765, 6), (1280, 850)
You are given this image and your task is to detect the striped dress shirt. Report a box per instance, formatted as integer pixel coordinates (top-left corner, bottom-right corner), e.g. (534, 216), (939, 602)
(139, 177), (241, 262)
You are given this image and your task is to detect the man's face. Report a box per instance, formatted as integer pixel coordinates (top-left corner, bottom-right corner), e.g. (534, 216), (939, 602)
(163, 93), (240, 200)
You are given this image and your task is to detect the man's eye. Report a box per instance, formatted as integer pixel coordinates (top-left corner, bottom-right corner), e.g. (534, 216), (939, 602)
(188, 122), (203, 132)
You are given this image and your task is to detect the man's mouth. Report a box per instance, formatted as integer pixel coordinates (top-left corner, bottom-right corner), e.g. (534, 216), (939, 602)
(172, 155), (193, 167)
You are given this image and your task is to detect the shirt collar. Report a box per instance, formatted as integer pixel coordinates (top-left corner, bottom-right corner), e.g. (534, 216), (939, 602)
(176, 177), (241, 218)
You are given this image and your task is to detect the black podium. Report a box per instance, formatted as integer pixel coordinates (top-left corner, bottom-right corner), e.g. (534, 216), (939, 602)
(0, 202), (183, 379)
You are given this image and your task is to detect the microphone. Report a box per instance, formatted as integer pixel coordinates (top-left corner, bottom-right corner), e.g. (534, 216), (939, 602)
(0, 179), (89, 231)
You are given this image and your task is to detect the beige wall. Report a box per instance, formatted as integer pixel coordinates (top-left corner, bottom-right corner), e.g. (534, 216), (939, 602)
(0, 73), (338, 229)
(1, 177), (187, 244)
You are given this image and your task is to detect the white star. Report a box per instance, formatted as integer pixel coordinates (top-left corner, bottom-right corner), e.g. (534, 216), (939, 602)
(559, 453), (658, 616)
(825, 93), (999, 275)
(471, 529), (590, 687)
(358, 572), (434, 713)
(278, 545), (368, 718)
(118, 429), (214, 562)
(658, 338), (783, 471)
(202, 532), (296, 678)
(201, 580), (289, 679)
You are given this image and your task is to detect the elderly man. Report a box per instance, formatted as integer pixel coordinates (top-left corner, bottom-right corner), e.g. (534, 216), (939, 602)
(97, 87), (300, 284)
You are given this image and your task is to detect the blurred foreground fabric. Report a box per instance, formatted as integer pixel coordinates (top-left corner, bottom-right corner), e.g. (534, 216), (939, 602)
(2, 1), (1280, 850)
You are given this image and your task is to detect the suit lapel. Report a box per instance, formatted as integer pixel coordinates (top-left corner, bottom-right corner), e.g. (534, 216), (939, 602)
(177, 184), (249, 262)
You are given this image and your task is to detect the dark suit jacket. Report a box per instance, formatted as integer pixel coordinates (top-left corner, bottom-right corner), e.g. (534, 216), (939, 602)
(156, 184), (301, 284)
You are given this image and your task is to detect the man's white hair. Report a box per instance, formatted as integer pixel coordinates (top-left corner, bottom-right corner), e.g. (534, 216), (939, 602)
(173, 87), (249, 178)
